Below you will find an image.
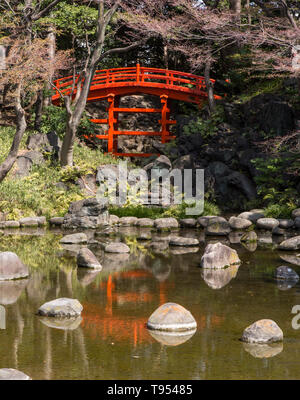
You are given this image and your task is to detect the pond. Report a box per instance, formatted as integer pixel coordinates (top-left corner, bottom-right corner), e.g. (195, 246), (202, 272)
(0, 227), (300, 380)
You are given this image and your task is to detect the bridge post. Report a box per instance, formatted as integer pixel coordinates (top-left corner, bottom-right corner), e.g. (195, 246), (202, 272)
(107, 94), (115, 153)
(113, 96), (120, 153)
(160, 95), (169, 144)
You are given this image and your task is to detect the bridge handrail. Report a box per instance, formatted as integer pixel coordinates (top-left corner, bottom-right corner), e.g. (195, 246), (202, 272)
(53, 64), (214, 98)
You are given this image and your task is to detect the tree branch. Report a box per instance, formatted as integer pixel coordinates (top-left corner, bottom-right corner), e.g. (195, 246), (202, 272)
(98, 41), (141, 61)
(32, 0), (62, 21)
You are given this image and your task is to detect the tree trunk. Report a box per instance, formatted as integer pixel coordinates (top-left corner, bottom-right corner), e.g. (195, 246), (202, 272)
(204, 59), (216, 114)
(44, 26), (56, 107)
(34, 90), (43, 131)
(60, 118), (77, 167)
(0, 89), (27, 182)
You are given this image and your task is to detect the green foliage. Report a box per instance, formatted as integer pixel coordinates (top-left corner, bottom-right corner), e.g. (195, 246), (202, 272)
(109, 200), (220, 219)
(252, 156), (298, 218)
(235, 79), (283, 104)
(40, 105), (96, 140)
(183, 106), (225, 140)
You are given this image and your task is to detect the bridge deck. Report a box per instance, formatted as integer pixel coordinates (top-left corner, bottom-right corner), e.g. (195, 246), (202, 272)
(52, 65), (221, 157)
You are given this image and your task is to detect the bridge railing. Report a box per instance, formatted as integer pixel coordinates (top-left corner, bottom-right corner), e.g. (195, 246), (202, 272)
(53, 64), (213, 99)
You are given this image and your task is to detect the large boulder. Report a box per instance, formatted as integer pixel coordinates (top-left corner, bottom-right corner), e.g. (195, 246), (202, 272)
(62, 198), (109, 229)
(206, 216), (231, 236)
(292, 208), (300, 219)
(0, 369), (31, 380)
(77, 248), (102, 269)
(147, 302), (197, 332)
(15, 150), (44, 178)
(278, 219), (294, 229)
(38, 298), (83, 317)
(278, 236), (300, 250)
(0, 252), (29, 281)
(241, 319), (283, 344)
(200, 242), (241, 269)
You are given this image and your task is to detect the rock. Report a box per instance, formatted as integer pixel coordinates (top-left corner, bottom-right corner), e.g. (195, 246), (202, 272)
(241, 319), (283, 344)
(179, 218), (197, 228)
(278, 236), (300, 250)
(4, 221), (20, 228)
(15, 150), (44, 178)
(76, 174), (97, 196)
(0, 252), (29, 281)
(95, 227), (117, 237)
(19, 217), (38, 227)
(242, 343), (283, 359)
(278, 219), (294, 229)
(274, 266), (299, 282)
(272, 227), (286, 236)
(60, 233), (88, 244)
(0, 369), (31, 380)
(169, 237), (199, 246)
(206, 216), (231, 236)
(119, 216), (138, 226)
(148, 329), (196, 346)
(38, 298), (83, 317)
(135, 218), (154, 227)
(229, 231), (244, 244)
(104, 242), (130, 253)
(0, 279), (28, 305)
(197, 216), (218, 228)
(137, 232), (152, 240)
(292, 208), (300, 219)
(200, 242), (241, 269)
(154, 218), (179, 231)
(109, 215), (119, 225)
(148, 241), (169, 251)
(26, 132), (48, 150)
(170, 247), (199, 255)
(202, 265), (239, 289)
(229, 216), (252, 230)
(49, 217), (64, 226)
(238, 211), (264, 223)
(77, 248), (102, 269)
(147, 302), (197, 332)
(39, 316), (82, 330)
(279, 254), (300, 266)
(256, 218), (279, 230)
(62, 198), (109, 229)
(295, 217), (300, 229)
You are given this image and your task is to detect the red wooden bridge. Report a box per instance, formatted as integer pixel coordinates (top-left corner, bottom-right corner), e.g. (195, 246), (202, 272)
(52, 64), (221, 157)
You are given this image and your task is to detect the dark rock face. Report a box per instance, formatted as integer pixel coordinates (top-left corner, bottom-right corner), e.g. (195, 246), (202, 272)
(243, 94), (295, 136)
(62, 198), (109, 229)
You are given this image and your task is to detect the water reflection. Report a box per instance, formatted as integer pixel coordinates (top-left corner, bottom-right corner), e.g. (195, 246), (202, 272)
(39, 316), (82, 330)
(201, 265), (239, 289)
(148, 329), (196, 346)
(0, 305), (5, 329)
(0, 279), (28, 305)
(243, 342), (283, 358)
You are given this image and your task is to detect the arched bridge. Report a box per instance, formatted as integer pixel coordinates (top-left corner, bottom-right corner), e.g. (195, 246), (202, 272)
(52, 64), (221, 157)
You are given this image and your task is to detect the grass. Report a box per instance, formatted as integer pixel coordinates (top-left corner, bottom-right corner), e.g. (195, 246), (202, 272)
(0, 126), (117, 219)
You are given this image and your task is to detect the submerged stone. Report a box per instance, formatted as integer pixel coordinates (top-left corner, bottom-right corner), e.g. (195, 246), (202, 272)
(0, 252), (29, 281)
(274, 266), (299, 282)
(38, 298), (83, 318)
(241, 319), (283, 344)
(147, 302), (197, 332)
(104, 242), (130, 253)
(77, 248), (102, 269)
(0, 368), (31, 380)
(200, 242), (241, 269)
(201, 265), (239, 289)
(60, 233), (88, 244)
(169, 237), (199, 246)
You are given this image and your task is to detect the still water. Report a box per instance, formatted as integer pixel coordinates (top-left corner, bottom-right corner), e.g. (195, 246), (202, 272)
(0, 227), (300, 380)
